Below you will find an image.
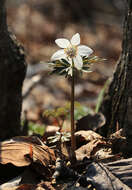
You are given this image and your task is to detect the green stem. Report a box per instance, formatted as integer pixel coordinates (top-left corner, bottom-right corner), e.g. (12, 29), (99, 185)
(71, 60), (76, 153)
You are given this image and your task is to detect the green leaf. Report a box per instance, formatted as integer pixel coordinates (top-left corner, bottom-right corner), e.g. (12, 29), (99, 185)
(61, 59), (70, 65)
(48, 55), (106, 76)
(28, 122), (45, 136)
(74, 105), (93, 120)
(83, 56), (106, 65)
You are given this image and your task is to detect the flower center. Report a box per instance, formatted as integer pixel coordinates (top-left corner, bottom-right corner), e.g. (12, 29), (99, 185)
(64, 45), (77, 58)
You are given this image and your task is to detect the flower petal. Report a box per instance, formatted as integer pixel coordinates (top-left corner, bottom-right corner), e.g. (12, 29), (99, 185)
(68, 68), (72, 76)
(51, 49), (66, 61)
(66, 66), (72, 76)
(78, 45), (93, 57)
(73, 55), (83, 70)
(55, 38), (70, 48)
(71, 33), (80, 46)
(67, 58), (72, 65)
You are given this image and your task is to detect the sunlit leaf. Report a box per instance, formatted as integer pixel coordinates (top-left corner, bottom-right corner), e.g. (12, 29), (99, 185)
(28, 122), (45, 136)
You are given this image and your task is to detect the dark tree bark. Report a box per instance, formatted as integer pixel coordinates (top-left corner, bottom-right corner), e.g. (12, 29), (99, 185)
(101, 0), (132, 155)
(0, 0), (27, 140)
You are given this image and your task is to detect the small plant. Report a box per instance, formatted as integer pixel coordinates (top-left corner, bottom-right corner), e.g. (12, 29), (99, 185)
(26, 121), (45, 136)
(49, 33), (104, 158)
(47, 131), (71, 144)
(44, 106), (69, 129)
(44, 106), (70, 152)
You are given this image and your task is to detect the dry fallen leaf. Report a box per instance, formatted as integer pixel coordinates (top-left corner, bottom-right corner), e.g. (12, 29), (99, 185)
(75, 130), (102, 148)
(75, 138), (110, 161)
(0, 136), (56, 167)
(16, 184), (36, 190)
(44, 125), (59, 138)
(15, 181), (56, 190)
(0, 176), (22, 190)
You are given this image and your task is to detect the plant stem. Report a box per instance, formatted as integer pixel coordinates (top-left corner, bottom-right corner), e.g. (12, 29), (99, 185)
(71, 60), (76, 153)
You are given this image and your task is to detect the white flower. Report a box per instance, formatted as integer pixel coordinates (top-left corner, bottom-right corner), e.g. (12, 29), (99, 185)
(51, 33), (93, 73)
(66, 65), (72, 76)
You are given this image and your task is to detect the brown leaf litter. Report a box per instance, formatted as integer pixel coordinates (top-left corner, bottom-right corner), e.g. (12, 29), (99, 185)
(0, 136), (56, 168)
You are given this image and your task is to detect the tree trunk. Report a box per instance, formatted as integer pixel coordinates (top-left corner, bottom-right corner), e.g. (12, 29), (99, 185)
(101, 0), (132, 155)
(0, 0), (27, 140)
